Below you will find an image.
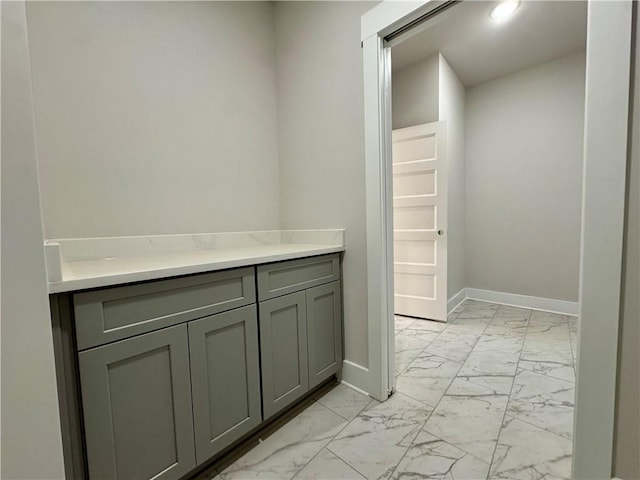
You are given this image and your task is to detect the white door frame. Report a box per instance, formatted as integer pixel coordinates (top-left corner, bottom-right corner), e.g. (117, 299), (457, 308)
(362, 1), (633, 478)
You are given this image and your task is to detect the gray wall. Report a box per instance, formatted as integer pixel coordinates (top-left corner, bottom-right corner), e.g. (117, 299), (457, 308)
(27, 1), (281, 239)
(392, 54), (439, 129)
(438, 54), (466, 302)
(465, 51), (586, 302)
(1, 2), (66, 477)
(275, 1), (376, 368)
(613, 6), (640, 478)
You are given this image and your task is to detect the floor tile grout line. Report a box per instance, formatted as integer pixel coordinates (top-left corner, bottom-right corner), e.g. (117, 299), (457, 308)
(288, 399), (372, 480)
(427, 302), (498, 383)
(417, 302), (504, 475)
(288, 432), (345, 480)
(486, 306), (533, 476)
(326, 394), (431, 480)
(500, 412), (575, 443)
(390, 302), (492, 479)
(394, 319), (446, 377)
(443, 301), (501, 374)
(517, 363), (576, 385)
(322, 446), (369, 480)
(220, 398), (365, 480)
(419, 418), (496, 468)
(395, 310), (487, 395)
(323, 393), (423, 480)
(387, 375), (466, 479)
(397, 301), (498, 378)
(520, 311), (577, 383)
(396, 301), (531, 471)
(390, 301), (502, 479)
(394, 346), (429, 377)
(398, 314), (446, 334)
(394, 346), (469, 414)
(390, 387), (441, 412)
(288, 445), (332, 480)
(315, 392), (371, 423)
(386, 416), (432, 479)
(406, 349), (465, 370)
(424, 302), (519, 476)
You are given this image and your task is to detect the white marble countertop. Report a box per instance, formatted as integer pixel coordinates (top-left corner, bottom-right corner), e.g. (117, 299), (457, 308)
(45, 230), (345, 293)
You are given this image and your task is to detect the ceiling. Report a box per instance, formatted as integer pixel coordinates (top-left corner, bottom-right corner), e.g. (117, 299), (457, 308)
(391, 1), (587, 87)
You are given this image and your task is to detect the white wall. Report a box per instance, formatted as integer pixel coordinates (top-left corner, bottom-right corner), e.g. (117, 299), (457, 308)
(16, 6), (378, 469)
(438, 54), (466, 302)
(1, 2), (66, 477)
(392, 54), (439, 129)
(465, 51), (586, 302)
(27, 1), (281, 239)
(275, 1), (377, 369)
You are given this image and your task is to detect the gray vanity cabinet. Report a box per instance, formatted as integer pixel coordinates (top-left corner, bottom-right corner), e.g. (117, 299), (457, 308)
(188, 305), (262, 464)
(259, 291), (309, 420)
(257, 254), (343, 419)
(78, 324), (196, 480)
(306, 281), (343, 388)
(57, 255), (342, 479)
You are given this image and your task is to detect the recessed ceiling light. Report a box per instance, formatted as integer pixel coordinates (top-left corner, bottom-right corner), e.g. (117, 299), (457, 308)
(490, 0), (520, 22)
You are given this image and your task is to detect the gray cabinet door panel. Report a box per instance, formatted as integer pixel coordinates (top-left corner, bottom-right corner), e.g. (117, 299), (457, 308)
(257, 254), (340, 300)
(259, 292), (309, 419)
(306, 281), (343, 388)
(74, 268), (255, 350)
(188, 305), (261, 464)
(78, 324), (195, 480)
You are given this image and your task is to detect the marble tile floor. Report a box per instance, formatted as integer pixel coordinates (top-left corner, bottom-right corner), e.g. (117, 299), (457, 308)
(205, 300), (577, 480)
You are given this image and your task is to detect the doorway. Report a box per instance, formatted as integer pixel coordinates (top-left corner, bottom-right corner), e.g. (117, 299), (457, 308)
(388, 5), (586, 476)
(363, 0), (633, 478)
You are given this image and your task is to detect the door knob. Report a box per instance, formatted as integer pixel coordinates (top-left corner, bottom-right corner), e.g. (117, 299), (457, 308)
(437, 230), (444, 236)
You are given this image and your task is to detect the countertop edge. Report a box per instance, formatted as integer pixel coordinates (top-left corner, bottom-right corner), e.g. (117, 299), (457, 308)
(48, 246), (345, 294)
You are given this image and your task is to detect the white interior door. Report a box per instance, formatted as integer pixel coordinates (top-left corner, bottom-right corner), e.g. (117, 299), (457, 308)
(392, 121), (447, 322)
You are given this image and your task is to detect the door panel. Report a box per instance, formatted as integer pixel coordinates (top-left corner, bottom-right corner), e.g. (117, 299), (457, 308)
(188, 305), (261, 464)
(79, 325), (195, 480)
(392, 133), (436, 161)
(393, 168), (436, 196)
(394, 236), (436, 265)
(394, 270), (436, 299)
(392, 122), (447, 321)
(393, 200), (437, 230)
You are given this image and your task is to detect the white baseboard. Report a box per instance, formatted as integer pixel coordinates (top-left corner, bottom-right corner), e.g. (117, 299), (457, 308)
(465, 288), (579, 316)
(447, 288), (467, 314)
(341, 360), (369, 396)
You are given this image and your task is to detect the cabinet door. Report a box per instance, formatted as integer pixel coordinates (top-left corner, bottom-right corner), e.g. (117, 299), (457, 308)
(188, 305), (261, 464)
(78, 324), (195, 480)
(306, 281), (343, 388)
(259, 291), (309, 419)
